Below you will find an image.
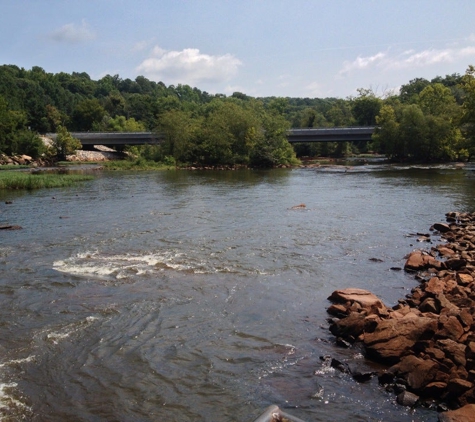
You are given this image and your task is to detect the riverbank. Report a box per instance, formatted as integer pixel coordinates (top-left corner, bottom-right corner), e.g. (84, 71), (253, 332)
(327, 212), (475, 419)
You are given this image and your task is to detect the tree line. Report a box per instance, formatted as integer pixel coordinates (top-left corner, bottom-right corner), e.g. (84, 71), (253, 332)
(0, 64), (474, 165)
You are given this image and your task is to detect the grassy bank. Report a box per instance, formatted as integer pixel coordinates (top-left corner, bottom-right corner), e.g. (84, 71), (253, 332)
(0, 171), (94, 190)
(102, 158), (175, 171)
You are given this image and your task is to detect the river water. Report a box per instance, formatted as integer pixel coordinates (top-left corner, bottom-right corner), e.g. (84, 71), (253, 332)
(1, 164), (475, 422)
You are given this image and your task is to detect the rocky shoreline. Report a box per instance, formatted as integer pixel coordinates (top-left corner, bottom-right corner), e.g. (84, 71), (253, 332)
(327, 212), (475, 420)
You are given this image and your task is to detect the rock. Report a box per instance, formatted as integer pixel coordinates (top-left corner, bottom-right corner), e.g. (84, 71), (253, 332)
(425, 277), (446, 295)
(404, 250), (443, 272)
(389, 355), (439, 391)
(420, 297), (440, 313)
(445, 259), (467, 271)
(0, 224), (22, 230)
(328, 288), (386, 312)
(446, 378), (473, 396)
(364, 317), (437, 364)
(465, 342), (475, 360)
(438, 247), (457, 257)
(457, 273), (473, 285)
(329, 312), (366, 342)
(422, 381), (447, 398)
(326, 212), (475, 410)
(436, 339), (466, 367)
(438, 404), (475, 421)
(397, 390), (419, 407)
(327, 303), (348, 317)
(436, 315), (465, 342)
(434, 223), (452, 233)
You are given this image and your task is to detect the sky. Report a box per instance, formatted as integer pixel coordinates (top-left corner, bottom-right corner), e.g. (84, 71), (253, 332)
(2, 0), (475, 99)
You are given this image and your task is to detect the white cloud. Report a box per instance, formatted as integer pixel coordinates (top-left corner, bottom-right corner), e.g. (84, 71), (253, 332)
(338, 43), (475, 77)
(49, 20), (96, 43)
(136, 46), (242, 85)
(338, 52), (386, 76)
(305, 81), (324, 97)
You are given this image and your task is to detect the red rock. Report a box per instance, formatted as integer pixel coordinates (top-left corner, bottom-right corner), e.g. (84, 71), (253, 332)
(457, 273), (474, 285)
(329, 312), (366, 342)
(425, 347), (445, 361)
(327, 304), (348, 317)
(465, 342), (475, 360)
(404, 251), (443, 272)
(328, 288), (386, 312)
(433, 222), (452, 233)
(439, 404), (475, 422)
(420, 297), (439, 313)
(436, 315), (464, 342)
(390, 355), (439, 391)
(363, 317), (437, 364)
(437, 339), (467, 367)
(446, 378), (473, 396)
(425, 277), (446, 295)
(445, 258), (467, 271)
(438, 247), (456, 257)
(422, 381), (447, 397)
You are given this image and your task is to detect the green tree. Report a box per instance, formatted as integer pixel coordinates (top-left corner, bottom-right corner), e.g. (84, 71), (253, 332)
(351, 89), (382, 126)
(459, 65), (475, 159)
(325, 100), (355, 127)
(399, 78), (430, 103)
(418, 83), (457, 117)
(0, 95), (31, 155)
(158, 110), (201, 164)
(104, 115), (146, 132)
(53, 125), (82, 160)
(72, 99), (106, 131)
(250, 110), (298, 167)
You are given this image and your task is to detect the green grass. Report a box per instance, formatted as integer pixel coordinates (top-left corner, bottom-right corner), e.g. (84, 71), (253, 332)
(0, 165), (31, 170)
(0, 171), (94, 190)
(102, 158), (175, 171)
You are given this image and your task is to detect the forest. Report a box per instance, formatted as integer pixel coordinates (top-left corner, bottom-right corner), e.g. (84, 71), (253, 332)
(0, 64), (474, 166)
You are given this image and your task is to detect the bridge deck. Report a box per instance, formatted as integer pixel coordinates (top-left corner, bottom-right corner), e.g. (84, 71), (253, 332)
(45, 127), (376, 147)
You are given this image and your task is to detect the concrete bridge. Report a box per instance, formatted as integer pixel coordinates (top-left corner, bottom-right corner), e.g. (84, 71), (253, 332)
(46, 127), (376, 148)
(287, 126), (376, 143)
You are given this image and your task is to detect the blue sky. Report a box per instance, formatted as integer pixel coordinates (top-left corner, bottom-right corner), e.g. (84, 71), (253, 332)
(2, 0), (475, 98)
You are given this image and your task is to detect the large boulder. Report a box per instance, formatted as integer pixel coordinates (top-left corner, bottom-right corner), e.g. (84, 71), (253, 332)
(404, 250), (443, 272)
(327, 288), (386, 313)
(389, 355), (439, 391)
(363, 316), (438, 364)
(439, 404), (475, 421)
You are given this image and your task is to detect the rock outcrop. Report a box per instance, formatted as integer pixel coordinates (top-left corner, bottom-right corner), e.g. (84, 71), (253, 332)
(327, 212), (475, 412)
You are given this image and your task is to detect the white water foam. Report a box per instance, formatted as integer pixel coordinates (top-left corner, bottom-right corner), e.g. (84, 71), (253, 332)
(0, 357), (34, 419)
(44, 316), (100, 345)
(53, 249), (254, 279)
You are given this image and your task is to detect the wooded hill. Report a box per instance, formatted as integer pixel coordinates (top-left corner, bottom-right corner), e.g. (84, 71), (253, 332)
(0, 64), (474, 165)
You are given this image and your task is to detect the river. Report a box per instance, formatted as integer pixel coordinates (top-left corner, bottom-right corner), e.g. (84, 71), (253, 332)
(1, 164), (475, 421)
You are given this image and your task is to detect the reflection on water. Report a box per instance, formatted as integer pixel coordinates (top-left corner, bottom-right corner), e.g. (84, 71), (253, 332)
(1, 165), (473, 421)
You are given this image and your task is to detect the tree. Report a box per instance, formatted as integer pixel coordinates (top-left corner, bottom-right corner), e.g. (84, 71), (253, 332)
(399, 78), (430, 103)
(459, 65), (475, 159)
(325, 100), (355, 127)
(351, 89), (382, 126)
(53, 125), (82, 160)
(418, 83), (457, 117)
(0, 95), (33, 155)
(158, 110), (201, 164)
(250, 110), (298, 167)
(72, 99), (106, 131)
(104, 115), (146, 132)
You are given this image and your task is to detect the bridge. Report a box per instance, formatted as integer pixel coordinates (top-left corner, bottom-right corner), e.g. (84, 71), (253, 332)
(46, 132), (161, 148)
(287, 126), (376, 143)
(46, 127), (376, 148)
